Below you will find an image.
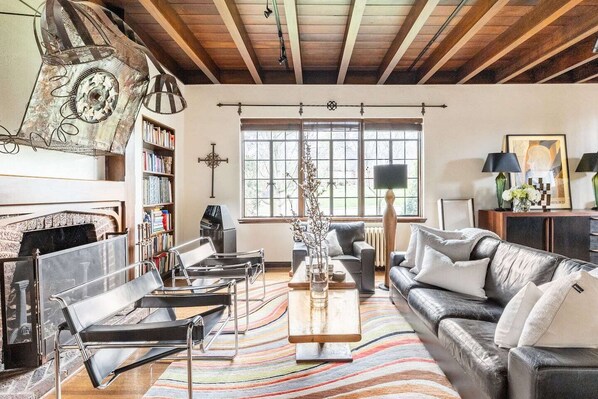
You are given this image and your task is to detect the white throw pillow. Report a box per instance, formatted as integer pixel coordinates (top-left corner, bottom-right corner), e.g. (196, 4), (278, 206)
(494, 282), (543, 348)
(414, 246), (490, 299)
(412, 229), (473, 274)
(402, 224), (463, 268)
(325, 229), (343, 257)
(519, 271), (598, 348)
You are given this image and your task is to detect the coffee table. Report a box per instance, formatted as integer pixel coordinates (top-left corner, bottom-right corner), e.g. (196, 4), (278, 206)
(287, 262), (361, 362)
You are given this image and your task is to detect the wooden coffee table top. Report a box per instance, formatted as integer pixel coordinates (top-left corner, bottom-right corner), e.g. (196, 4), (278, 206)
(288, 260), (356, 290)
(287, 289), (361, 344)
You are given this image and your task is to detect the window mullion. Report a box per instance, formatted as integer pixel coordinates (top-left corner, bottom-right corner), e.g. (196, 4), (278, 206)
(269, 140), (274, 217)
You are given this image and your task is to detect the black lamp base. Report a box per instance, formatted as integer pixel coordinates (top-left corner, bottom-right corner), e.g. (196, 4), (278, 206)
(592, 206), (598, 211)
(494, 207), (508, 212)
(378, 283), (389, 291)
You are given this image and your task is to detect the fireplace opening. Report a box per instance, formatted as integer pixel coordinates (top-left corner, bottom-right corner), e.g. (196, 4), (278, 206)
(18, 224), (97, 257)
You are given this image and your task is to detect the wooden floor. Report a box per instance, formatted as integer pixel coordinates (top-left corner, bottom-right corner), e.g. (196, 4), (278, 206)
(43, 269), (384, 399)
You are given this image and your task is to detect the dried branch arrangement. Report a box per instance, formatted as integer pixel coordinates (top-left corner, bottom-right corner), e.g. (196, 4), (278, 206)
(288, 144), (330, 264)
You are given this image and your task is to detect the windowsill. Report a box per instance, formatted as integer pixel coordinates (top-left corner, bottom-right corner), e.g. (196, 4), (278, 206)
(238, 216), (427, 224)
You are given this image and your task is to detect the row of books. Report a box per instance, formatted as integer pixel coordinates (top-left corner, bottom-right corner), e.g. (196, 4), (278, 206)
(143, 176), (172, 205)
(143, 150), (173, 174)
(153, 252), (176, 275)
(143, 120), (175, 149)
(136, 223), (176, 276)
(143, 209), (173, 234)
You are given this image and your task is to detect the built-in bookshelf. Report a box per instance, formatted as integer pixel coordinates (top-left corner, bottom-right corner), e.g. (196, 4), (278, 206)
(137, 116), (176, 277)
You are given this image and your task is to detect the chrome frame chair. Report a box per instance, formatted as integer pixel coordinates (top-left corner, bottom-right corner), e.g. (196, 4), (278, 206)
(51, 260), (238, 399)
(169, 237), (266, 333)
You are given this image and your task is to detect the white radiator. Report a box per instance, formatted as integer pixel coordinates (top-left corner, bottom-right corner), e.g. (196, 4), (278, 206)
(365, 226), (386, 267)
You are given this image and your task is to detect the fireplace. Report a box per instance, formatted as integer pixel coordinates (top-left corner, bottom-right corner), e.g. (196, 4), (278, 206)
(0, 206), (124, 371)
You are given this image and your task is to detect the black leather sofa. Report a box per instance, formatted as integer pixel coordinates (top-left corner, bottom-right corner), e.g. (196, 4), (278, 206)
(389, 236), (598, 399)
(292, 222), (375, 293)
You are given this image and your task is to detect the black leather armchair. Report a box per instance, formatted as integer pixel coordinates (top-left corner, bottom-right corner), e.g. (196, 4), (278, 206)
(292, 222), (375, 293)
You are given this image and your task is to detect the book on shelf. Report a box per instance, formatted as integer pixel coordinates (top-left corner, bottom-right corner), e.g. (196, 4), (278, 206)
(143, 208), (172, 234)
(143, 150), (173, 174)
(143, 119), (175, 149)
(143, 176), (173, 205)
(136, 221), (176, 276)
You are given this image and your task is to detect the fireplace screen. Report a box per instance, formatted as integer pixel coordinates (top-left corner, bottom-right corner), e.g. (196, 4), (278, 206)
(1, 234), (127, 368)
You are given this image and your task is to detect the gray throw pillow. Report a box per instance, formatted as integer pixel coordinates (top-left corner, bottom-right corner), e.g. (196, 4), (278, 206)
(325, 229), (344, 257)
(403, 224), (464, 267)
(413, 229), (474, 274)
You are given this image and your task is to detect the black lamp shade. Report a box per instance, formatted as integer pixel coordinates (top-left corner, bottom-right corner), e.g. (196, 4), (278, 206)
(576, 153), (598, 172)
(374, 164), (408, 189)
(482, 152), (522, 173)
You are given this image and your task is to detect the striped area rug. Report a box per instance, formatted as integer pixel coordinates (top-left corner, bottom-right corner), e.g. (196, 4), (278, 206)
(143, 282), (459, 399)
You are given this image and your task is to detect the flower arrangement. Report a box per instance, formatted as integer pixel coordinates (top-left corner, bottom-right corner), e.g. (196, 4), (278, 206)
(502, 183), (541, 212)
(288, 144), (330, 265)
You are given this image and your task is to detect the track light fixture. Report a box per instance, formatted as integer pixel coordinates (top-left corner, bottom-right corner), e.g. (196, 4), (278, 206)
(266, 0), (288, 68)
(264, 0), (272, 18)
(593, 36), (598, 53)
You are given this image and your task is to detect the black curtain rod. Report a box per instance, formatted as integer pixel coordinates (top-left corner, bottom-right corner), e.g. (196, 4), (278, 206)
(217, 101), (447, 116)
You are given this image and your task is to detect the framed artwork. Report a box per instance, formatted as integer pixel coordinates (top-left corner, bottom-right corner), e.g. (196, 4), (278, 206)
(506, 134), (571, 210)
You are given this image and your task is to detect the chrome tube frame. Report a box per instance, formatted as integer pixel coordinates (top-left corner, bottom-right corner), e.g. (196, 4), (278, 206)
(51, 261), (238, 399)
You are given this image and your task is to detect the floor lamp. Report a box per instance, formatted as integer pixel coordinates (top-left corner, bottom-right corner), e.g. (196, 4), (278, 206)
(374, 164), (408, 291)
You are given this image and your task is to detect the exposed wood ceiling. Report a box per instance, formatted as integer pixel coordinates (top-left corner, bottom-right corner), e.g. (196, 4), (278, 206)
(103, 0), (598, 85)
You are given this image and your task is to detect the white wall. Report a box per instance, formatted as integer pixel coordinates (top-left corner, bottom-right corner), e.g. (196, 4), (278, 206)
(181, 84), (598, 261)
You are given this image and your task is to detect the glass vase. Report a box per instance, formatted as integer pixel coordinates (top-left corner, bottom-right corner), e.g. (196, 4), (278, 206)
(309, 246), (329, 309)
(513, 198), (531, 212)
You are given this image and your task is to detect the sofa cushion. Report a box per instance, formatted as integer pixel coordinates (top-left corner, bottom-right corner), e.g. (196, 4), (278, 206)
(407, 288), (503, 334)
(389, 266), (434, 298)
(329, 222), (365, 255)
(484, 242), (562, 307)
(439, 319), (508, 399)
(471, 236), (501, 261)
(552, 258), (596, 281)
(332, 255), (362, 274)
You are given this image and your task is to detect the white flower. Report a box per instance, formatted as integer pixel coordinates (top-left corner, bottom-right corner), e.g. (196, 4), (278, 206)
(502, 190), (513, 201)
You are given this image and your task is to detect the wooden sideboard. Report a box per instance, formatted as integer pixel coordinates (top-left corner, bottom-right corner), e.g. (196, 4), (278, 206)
(478, 209), (598, 263)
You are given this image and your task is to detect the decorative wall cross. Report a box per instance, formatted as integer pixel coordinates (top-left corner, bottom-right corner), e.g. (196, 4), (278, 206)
(198, 143), (229, 198)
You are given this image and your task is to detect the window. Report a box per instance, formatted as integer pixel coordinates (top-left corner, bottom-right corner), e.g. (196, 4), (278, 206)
(241, 119), (422, 219)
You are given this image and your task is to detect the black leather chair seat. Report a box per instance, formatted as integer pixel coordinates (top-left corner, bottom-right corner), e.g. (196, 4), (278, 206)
(332, 255), (363, 274)
(509, 346), (598, 399)
(80, 305), (226, 343)
(408, 288), (503, 334)
(389, 266), (434, 298)
(439, 318), (508, 399)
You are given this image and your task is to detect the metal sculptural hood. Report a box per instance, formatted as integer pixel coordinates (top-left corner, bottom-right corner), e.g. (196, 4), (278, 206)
(18, 0), (150, 155)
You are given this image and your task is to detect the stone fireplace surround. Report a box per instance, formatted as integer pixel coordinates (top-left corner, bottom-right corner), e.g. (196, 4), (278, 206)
(0, 175), (132, 399)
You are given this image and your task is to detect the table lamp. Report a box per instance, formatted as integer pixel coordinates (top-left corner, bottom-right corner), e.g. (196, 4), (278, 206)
(482, 152), (521, 211)
(374, 164), (408, 290)
(576, 152), (598, 210)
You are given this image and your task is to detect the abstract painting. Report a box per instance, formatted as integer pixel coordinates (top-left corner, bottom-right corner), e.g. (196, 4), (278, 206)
(506, 134), (571, 210)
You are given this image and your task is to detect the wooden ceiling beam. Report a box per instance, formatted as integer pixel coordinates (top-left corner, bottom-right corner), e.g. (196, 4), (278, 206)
(571, 61), (598, 83)
(138, 0), (220, 83)
(457, 0), (585, 84)
(284, 0), (303, 84)
(496, 12), (598, 83)
(337, 0), (367, 84)
(213, 0), (262, 84)
(532, 37), (598, 83)
(377, 0), (439, 85)
(417, 0), (509, 84)
(125, 18), (185, 81)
